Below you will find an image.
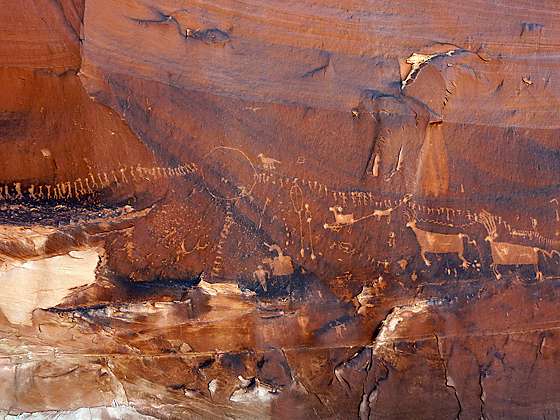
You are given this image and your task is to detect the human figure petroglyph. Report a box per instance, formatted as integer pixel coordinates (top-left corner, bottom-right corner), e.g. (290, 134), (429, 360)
(98, 172), (109, 188)
(340, 192), (348, 206)
(253, 265), (270, 292)
(110, 170), (120, 186)
(84, 178), (94, 194)
(13, 183), (23, 199)
(263, 243), (294, 276)
(119, 168), (129, 183)
(388, 231), (396, 248)
(88, 173), (99, 191)
(0, 163), (196, 202)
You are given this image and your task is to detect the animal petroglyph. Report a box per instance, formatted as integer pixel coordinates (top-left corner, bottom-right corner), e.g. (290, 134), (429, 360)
(480, 211), (558, 281)
(323, 195), (411, 231)
(251, 169), (548, 245)
(329, 241), (359, 256)
(406, 213), (476, 269)
(257, 153), (281, 170)
(326, 206), (355, 229)
(177, 239), (209, 260)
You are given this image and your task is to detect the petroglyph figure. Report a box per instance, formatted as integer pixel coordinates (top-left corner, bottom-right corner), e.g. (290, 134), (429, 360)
(263, 243), (294, 276)
(119, 168), (129, 183)
(480, 211), (557, 281)
(329, 206), (354, 225)
(385, 145), (404, 181)
(74, 178), (86, 198)
(304, 204), (317, 260)
(211, 203), (234, 278)
(257, 153), (281, 170)
(324, 195), (410, 231)
(88, 174), (99, 190)
(111, 170), (120, 185)
(406, 214), (475, 268)
(27, 185), (37, 200)
(253, 265), (270, 291)
(0, 162), (197, 202)
(388, 231), (396, 248)
(84, 178), (94, 194)
(98, 172), (110, 188)
(290, 184), (306, 258)
(373, 207), (393, 223)
(13, 183), (23, 199)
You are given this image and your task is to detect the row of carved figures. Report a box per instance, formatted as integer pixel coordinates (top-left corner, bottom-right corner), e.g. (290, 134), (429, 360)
(406, 209), (559, 281)
(255, 171), (495, 227)
(255, 171), (557, 250)
(0, 163), (198, 201)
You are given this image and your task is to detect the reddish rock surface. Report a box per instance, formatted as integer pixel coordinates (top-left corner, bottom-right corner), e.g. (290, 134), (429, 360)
(1, 0), (560, 418)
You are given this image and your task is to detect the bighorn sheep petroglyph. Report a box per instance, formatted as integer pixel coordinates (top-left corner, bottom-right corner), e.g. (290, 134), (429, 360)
(480, 210), (558, 281)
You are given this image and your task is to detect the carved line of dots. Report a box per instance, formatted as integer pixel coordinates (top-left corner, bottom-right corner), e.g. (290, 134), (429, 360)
(211, 202), (235, 275)
(0, 163), (198, 201)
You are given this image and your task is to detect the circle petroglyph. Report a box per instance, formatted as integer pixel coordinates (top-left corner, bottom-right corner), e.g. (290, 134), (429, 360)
(200, 146), (257, 201)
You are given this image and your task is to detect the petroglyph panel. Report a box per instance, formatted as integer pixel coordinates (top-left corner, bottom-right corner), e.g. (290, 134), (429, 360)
(3, 0), (560, 418)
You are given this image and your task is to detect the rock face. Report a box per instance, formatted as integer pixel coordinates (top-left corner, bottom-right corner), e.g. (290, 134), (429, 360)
(1, 0), (560, 418)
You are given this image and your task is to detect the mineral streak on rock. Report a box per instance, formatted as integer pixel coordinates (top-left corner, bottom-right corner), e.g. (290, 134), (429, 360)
(1, 0), (560, 418)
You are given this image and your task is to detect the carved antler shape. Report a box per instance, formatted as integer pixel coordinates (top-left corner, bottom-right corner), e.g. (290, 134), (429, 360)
(479, 210), (497, 235)
(404, 207), (416, 222)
